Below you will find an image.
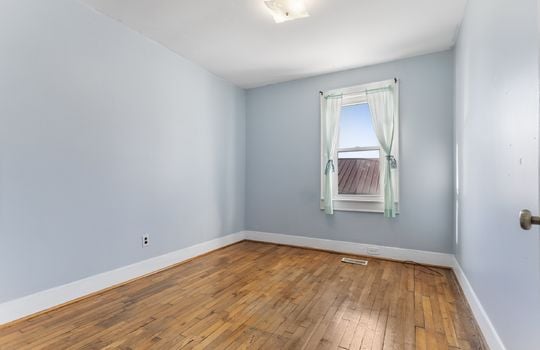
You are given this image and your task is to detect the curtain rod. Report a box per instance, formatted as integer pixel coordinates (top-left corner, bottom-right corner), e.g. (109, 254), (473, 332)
(319, 77), (398, 96)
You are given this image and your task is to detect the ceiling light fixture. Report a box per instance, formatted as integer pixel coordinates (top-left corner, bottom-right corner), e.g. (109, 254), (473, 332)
(264, 0), (310, 23)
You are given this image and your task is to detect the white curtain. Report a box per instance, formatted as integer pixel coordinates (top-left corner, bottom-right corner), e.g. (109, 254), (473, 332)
(367, 86), (398, 218)
(321, 94), (342, 214)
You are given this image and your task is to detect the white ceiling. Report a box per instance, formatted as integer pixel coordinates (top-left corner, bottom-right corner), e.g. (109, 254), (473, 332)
(82, 0), (468, 88)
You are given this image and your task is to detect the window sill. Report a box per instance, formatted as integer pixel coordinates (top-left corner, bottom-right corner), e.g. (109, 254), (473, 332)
(319, 199), (385, 213)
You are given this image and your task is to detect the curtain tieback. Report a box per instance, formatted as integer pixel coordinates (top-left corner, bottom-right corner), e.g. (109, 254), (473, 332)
(386, 155), (398, 169)
(324, 159), (335, 175)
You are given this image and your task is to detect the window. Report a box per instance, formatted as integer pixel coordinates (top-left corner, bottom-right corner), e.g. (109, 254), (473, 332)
(338, 103), (380, 196)
(320, 79), (399, 213)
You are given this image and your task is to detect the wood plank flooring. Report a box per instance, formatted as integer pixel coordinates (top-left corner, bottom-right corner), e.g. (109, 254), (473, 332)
(0, 241), (487, 349)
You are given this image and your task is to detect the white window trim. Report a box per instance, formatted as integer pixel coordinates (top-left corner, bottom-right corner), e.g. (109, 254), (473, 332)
(320, 78), (400, 213)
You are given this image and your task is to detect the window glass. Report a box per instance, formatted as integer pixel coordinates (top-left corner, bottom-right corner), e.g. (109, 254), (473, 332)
(337, 103), (380, 195)
(338, 104), (378, 150)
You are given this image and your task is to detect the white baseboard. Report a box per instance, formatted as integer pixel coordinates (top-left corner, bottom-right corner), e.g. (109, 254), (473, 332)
(0, 231), (247, 325)
(451, 257), (506, 350)
(245, 231), (455, 267)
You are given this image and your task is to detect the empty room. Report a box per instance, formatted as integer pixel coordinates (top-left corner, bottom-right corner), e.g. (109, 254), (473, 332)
(1, 0), (539, 349)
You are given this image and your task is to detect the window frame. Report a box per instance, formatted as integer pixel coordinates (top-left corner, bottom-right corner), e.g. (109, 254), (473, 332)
(320, 79), (400, 213)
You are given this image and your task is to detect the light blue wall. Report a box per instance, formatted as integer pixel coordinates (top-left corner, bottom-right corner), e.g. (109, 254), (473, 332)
(246, 51), (455, 253)
(455, 0), (540, 348)
(0, 0), (245, 303)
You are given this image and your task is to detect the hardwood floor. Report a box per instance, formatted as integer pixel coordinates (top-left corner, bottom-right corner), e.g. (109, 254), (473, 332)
(0, 241), (487, 349)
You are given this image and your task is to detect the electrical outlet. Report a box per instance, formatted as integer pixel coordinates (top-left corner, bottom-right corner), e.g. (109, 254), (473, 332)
(142, 233), (150, 247)
(366, 246), (380, 255)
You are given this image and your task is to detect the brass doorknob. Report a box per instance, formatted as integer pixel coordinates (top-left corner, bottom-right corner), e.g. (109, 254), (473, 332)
(519, 209), (540, 230)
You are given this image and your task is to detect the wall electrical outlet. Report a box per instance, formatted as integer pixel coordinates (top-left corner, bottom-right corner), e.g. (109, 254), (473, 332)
(366, 246), (380, 255)
(142, 233), (150, 247)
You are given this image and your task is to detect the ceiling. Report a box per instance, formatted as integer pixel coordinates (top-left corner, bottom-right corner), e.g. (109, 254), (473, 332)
(82, 0), (468, 88)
